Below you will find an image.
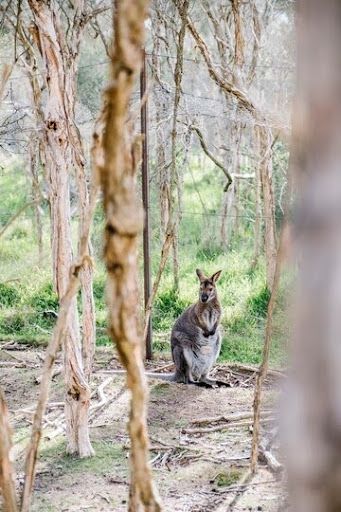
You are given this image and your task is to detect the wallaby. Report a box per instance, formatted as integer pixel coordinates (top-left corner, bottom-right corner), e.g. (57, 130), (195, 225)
(112, 269), (224, 387)
(169, 268), (223, 386)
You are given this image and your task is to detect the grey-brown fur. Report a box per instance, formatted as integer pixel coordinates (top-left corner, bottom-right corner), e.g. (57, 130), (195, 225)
(170, 268), (223, 386)
(112, 271), (223, 385)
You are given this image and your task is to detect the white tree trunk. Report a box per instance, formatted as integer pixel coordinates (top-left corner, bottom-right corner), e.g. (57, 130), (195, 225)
(28, 0), (94, 457)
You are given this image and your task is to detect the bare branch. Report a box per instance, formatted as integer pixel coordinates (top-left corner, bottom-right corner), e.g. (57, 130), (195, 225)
(189, 124), (233, 191)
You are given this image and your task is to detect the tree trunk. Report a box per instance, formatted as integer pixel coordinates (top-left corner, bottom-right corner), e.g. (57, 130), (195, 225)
(283, 1), (341, 511)
(0, 388), (18, 512)
(72, 124), (96, 384)
(96, 0), (162, 509)
(251, 130), (262, 269)
(28, 0), (94, 457)
(151, 31), (170, 236)
(28, 136), (43, 264)
(257, 126), (277, 289)
(170, 0), (190, 292)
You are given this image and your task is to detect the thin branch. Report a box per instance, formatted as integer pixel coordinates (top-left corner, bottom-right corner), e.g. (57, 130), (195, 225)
(189, 124), (233, 191)
(143, 227), (175, 343)
(250, 225), (286, 473)
(0, 201), (39, 239)
(180, 4), (256, 115)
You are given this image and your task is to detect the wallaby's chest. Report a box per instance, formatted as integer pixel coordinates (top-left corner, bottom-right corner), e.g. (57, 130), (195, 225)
(191, 330), (221, 378)
(200, 308), (219, 331)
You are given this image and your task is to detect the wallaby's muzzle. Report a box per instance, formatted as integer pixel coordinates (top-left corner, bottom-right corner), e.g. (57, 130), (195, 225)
(201, 293), (209, 302)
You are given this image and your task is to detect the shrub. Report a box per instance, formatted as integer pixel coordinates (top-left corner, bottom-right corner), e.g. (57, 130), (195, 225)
(247, 285), (271, 318)
(30, 282), (59, 311)
(196, 246), (224, 261)
(10, 226), (28, 239)
(93, 278), (105, 307)
(153, 288), (190, 331)
(0, 312), (26, 334)
(0, 282), (20, 307)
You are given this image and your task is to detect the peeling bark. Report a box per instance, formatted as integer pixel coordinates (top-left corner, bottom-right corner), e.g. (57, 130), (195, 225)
(96, 0), (162, 510)
(150, 28), (170, 236)
(256, 126), (277, 288)
(0, 388), (18, 512)
(170, 0), (189, 291)
(27, 0), (94, 457)
(28, 137), (43, 264)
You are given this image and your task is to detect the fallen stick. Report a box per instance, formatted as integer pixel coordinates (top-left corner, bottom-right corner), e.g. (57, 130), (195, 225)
(149, 362), (174, 373)
(14, 402), (64, 418)
(0, 361), (36, 369)
(0, 340), (18, 350)
(227, 363), (284, 378)
(183, 417), (275, 435)
(89, 377), (113, 414)
(0, 342), (27, 351)
(190, 410), (273, 426)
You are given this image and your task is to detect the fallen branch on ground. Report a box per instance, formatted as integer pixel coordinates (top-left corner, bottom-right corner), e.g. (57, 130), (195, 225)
(183, 417), (275, 435)
(190, 411), (273, 426)
(227, 363), (284, 378)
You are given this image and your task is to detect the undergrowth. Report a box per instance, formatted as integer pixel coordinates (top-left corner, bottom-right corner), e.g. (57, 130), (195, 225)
(0, 158), (288, 366)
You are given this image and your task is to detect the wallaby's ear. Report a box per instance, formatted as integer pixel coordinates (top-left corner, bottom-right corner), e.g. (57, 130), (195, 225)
(211, 270), (222, 283)
(196, 268), (206, 282)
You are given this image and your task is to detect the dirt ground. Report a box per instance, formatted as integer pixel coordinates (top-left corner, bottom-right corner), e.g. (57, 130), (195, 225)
(1, 343), (286, 512)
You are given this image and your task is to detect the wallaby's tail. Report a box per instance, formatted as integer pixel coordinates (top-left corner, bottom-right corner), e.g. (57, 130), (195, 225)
(105, 369), (176, 381)
(145, 371), (176, 381)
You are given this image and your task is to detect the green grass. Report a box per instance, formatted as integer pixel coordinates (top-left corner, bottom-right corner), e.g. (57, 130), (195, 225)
(40, 439), (126, 477)
(213, 468), (242, 487)
(0, 156), (289, 367)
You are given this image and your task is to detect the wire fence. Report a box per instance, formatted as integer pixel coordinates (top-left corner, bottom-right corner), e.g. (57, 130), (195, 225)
(0, 12), (292, 363)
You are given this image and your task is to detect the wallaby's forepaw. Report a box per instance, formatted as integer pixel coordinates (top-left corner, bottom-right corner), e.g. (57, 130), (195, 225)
(203, 329), (216, 338)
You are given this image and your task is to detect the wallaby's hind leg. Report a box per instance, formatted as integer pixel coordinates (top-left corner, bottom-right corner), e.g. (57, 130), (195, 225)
(172, 343), (190, 383)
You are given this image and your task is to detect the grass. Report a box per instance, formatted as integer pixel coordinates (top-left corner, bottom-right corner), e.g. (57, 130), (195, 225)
(0, 156), (289, 367)
(40, 439), (127, 477)
(213, 468), (242, 487)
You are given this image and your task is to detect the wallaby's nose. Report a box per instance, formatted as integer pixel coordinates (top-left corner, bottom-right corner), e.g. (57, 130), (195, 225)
(201, 293), (208, 302)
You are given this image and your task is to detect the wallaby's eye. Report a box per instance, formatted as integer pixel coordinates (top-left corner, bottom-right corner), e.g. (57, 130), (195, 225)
(208, 287), (213, 292)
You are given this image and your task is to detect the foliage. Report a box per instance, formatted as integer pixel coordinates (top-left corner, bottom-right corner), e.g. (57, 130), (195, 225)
(0, 158), (28, 226)
(247, 285), (271, 318)
(213, 469), (241, 487)
(0, 156), (288, 367)
(153, 288), (190, 332)
(0, 282), (20, 307)
(30, 282), (59, 311)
